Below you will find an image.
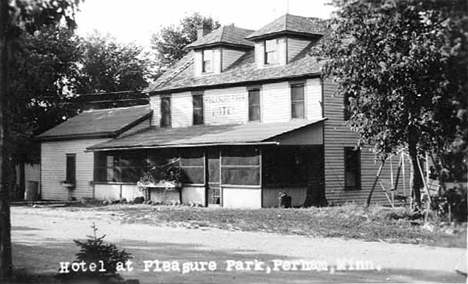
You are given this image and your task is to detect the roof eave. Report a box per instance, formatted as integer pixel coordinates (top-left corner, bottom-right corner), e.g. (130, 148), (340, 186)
(246, 31), (323, 41)
(36, 132), (116, 142)
(186, 42), (254, 51)
(87, 141), (279, 152)
(149, 71), (322, 95)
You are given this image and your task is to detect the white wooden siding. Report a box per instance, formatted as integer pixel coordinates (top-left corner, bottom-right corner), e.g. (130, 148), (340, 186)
(222, 49), (245, 71)
(41, 138), (109, 201)
(262, 82), (290, 123)
(254, 42), (264, 69)
(213, 48), (222, 74)
(223, 187), (261, 208)
(306, 78), (322, 120)
(323, 79), (409, 205)
(155, 78), (323, 128)
(278, 37), (287, 65)
(204, 87), (248, 125)
(193, 50), (202, 76)
(287, 38), (310, 62)
(172, 92), (193, 127)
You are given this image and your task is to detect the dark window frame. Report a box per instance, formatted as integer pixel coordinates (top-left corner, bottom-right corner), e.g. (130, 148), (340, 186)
(344, 147), (361, 190)
(160, 96), (171, 127)
(192, 93), (204, 125)
(66, 154), (76, 184)
(290, 82), (305, 119)
(344, 92), (352, 121)
(248, 88), (261, 122)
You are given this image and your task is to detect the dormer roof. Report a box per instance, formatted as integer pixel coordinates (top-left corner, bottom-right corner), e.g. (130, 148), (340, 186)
(246, 14), (327, 41)
(186, 25), (255, 50)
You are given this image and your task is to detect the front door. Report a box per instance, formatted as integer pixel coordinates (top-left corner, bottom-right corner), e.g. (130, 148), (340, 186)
(207, 149), (221, 206)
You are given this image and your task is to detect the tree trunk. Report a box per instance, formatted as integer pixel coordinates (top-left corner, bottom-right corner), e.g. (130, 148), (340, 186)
(408, 141), (422, 210)
(19, 163), (25, 201)
(0, 0), (12, 279)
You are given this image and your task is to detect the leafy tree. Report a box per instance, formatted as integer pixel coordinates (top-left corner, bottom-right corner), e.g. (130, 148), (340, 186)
(150, 12), (220, 71)
(317, 0), (467, 208)
(9, 25), (81, 164)
(77, 32), (151, 94)
(0, 0), (82, 279)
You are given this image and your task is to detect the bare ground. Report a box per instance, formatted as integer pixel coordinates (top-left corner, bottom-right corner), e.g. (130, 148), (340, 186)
(10, 205), (467, 283)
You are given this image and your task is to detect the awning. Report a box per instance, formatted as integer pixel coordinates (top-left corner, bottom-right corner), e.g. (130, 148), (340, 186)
(87, 118), (326, 151)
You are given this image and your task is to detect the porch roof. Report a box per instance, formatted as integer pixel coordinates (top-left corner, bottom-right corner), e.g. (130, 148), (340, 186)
(87, 119), (326, 151)
(36, 105), (152, 141)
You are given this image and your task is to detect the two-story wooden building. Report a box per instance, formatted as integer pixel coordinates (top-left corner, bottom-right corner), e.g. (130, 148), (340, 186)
(40, 14), (397, 207)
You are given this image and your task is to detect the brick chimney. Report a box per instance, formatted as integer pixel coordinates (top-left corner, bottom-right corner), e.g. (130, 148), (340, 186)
(196, 23), (209, 40)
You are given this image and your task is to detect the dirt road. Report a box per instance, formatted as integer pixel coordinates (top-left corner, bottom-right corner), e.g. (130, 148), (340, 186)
(11, 206), (467, 283)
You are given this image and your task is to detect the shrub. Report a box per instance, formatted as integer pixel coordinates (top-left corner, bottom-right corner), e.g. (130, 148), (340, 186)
(432, 184), (467, 222)
(57, 223), (132, 283)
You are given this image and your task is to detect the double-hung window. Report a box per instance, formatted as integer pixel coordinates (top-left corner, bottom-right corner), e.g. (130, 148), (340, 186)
(264, 39), (278, 65)
(248, 88), (261, 122)
(202, 49), (213, 73)
(291, 83), (305, 119)
(193, 93), (204, 125)
(160, 96), (171, 127)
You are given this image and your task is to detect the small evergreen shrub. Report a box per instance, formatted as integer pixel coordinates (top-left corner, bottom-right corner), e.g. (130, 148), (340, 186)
(57, 223), (132, 283)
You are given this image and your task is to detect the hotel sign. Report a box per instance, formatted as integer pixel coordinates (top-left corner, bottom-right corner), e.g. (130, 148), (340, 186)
(204, 94), (246, 118)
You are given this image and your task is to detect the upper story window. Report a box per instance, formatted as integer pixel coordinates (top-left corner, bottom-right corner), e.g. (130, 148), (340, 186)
(160, 96), (171, 127)
(202, 49), (213, 73)
(264, 39), (278, 65)
(193, 93), (204, 125)
(344, 147), (361, 190)
(290, 83), (305, 119)
(248, 88), (261, 122)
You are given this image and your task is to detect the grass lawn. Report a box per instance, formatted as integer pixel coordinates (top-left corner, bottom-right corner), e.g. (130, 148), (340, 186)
(74, 203), (467, 248)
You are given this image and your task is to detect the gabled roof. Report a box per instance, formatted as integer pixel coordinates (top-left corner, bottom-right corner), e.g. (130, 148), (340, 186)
(246, 14), (327, 40)
(37, 105), (152, 141)
(186, 25), (254, 50)
(145, 40), (322, 94)
(144, 13), (327, 94)
(87, 119), (326, 151)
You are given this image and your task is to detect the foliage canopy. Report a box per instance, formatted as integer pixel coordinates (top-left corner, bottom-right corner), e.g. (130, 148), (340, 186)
(318, 0), (467, 183)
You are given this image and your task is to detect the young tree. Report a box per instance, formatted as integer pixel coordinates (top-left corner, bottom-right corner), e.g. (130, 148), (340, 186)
(0, 0), (82, 279)
(150, 12), (220, 71)
(77, 32), (151, 94)
(317, 0), (467, 208)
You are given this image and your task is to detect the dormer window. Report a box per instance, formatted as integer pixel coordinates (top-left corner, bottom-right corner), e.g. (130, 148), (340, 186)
(264, 39), (278, 65)
(160, 96), (171, 127)
(202, 49), (213, 73)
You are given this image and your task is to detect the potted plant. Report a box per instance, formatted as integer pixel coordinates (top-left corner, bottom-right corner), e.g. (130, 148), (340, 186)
(137, 166), (183, 191)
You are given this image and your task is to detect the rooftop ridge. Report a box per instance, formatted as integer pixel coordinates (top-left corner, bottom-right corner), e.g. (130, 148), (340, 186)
(154, 58), (194, 90)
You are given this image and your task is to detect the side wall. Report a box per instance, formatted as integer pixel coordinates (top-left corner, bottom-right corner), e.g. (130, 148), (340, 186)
(323, 79), (409, 205)
(41, 138), (109, 201)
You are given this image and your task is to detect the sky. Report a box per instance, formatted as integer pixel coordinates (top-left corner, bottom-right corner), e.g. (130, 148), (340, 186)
(74, 0), (335, 47)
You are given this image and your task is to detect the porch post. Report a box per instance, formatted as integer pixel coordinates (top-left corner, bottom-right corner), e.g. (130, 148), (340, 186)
(204, 149), (209, 207)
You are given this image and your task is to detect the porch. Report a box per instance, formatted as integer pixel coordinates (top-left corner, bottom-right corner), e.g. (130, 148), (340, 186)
(87, 120), (325, 208)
